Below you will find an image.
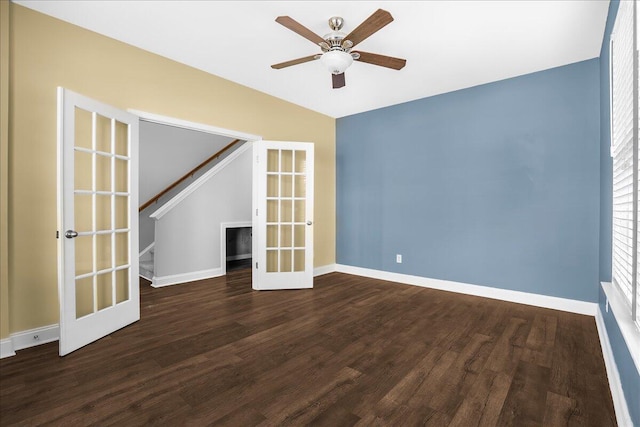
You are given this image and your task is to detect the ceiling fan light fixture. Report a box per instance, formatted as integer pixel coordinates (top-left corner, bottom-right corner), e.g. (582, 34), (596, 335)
(321, 50), (353, 75)
(272, 9), (404, 88)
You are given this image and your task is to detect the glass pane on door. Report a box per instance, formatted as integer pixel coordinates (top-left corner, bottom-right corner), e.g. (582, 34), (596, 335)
(73, 111), (132, 318)
(264, 148), (309, 274)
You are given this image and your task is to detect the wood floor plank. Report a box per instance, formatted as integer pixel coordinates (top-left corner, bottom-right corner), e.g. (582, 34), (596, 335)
(542, 390), (586, 426)
(375, 346), (452, 413)
(549, 312), (617, 426)
(496, 360), (551, 426)
(448, 368), (512, 427)
(484, 316), (530, 374)
(0, 271), (616, 426)
(522, 314), (557, 368)
(307, 402), (361, 426)
(205, 405), (268, 427)
(427, 332), (495, 413)
(261, 366), (363, 425)
(181, 344), (335, 422)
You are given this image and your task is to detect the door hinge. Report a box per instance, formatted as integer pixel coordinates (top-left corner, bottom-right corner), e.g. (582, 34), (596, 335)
(256, 262), (258, 269)
(56, 230), (59, 239)
(256, 155), (259, 164)
(256, 208), (258, 216)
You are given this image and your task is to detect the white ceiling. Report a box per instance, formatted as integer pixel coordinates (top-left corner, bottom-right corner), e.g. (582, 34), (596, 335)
(16, 0), (610, 118)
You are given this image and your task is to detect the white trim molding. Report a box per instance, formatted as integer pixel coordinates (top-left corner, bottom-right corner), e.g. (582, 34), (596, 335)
(11, 324), (59, 352)
(139, 242), (155, 258)
(335, 264), (597, 316)
(152, 267), (223, 288)
(150, 142), (254, 220)
(0, 338), (15, 359)
(596, 306), (634, 427)
(129, 110), (261, 142)
(314, 264), (337, 277)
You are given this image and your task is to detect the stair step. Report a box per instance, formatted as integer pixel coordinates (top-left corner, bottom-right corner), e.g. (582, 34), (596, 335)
(139, 243), (154, 280)
(139, 268), (153, 280)
(140, 260), (154, 270)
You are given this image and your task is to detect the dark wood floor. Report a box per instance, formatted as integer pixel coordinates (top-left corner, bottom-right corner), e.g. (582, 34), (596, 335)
(0, 270), (616, 426)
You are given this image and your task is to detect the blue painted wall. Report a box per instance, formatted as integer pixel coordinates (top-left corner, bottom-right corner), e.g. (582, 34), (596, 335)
(337, 59), (601, 302)
(598, 1), (639, 425)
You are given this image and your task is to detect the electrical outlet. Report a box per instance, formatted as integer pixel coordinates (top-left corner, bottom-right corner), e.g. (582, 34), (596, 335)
(396, 254), (402, 264)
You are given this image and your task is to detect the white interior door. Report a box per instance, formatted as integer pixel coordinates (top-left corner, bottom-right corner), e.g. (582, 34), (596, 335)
(57, 88), (139, 356)
(253, 141), (314, 290)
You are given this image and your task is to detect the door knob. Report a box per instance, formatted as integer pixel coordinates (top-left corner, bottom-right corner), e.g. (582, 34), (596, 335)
(65, 230), (78, 239)
(306, 221), (313, 226)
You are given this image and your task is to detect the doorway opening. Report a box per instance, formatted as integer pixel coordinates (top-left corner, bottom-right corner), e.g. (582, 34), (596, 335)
(221, 222), (253, 275)
(132, 110), (261, 287)
(225, 226), (252, 271)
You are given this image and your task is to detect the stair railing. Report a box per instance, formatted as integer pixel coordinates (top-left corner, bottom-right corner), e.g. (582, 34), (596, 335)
(139, 139), (241, 212)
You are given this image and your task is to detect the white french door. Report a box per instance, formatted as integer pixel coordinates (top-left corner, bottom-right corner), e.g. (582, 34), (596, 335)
(253, 141), (314, 290)
(57, 88), (139, 356)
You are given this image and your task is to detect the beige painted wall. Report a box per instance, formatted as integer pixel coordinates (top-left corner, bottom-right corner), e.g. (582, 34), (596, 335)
(6, 4), (335, 333)
(1, 0), (10, 340)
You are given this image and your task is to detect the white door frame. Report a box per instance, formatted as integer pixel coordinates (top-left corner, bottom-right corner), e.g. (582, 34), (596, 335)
(130, 110), (262, 283)
(128, 110), (261, 142)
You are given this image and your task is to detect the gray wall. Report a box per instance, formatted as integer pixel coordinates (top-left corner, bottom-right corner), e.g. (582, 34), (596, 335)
(154, 144), (252, 277)
(139, 121), (234, 206)
(337, 59), (600, 302)
(138, 121), (236, 250)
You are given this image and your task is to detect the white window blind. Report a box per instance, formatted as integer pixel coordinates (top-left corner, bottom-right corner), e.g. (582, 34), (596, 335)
(611, 0), (639, 326)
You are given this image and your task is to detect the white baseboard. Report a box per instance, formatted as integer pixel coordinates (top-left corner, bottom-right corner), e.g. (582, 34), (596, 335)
(314, 264), (337, 277)
(335, 264), (597, 316)
(139, 242), (155, 258)
(0, 338), (15, 359)
(596, 307), (633, 427)
(152, 267), (223, 288)
(10, 324), (59, 352)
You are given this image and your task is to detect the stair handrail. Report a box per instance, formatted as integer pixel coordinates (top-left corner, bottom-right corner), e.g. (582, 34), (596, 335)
(139, 139), (241, 212)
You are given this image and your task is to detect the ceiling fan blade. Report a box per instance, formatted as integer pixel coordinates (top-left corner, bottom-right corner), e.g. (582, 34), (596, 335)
(275, 16), (326, 46)
(271, 55), (318, 69)
(332, 73), (346, 89)
(354, 51), (406, 70)
(344, 9), (394, 47)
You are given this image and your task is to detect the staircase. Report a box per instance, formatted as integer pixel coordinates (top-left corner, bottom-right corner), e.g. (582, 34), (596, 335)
(138, 139), (246, 283)
(139, 245), (154, 280)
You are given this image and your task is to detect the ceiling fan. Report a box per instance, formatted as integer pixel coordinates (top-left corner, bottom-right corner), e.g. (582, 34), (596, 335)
(271, 9), (406, 89)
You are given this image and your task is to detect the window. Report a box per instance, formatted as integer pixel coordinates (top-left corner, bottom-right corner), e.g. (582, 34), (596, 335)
(611, 0), (639, 327)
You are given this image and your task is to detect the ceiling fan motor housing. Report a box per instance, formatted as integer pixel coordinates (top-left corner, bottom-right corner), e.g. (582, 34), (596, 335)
(320, 17), (359, 74)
